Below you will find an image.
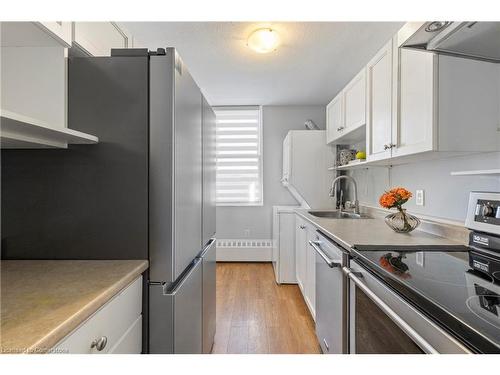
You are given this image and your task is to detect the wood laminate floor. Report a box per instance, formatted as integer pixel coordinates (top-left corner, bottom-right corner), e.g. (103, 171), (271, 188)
(212, 262), (321, 354)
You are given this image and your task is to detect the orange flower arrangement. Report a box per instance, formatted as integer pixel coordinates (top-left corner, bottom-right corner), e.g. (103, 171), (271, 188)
(380, 187), (420, 233)
(379, 187), (413, 210)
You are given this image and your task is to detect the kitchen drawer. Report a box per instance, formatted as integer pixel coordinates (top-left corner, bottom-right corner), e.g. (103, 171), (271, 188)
(108, 315), (142, 354)
(53, 276), (142, 354)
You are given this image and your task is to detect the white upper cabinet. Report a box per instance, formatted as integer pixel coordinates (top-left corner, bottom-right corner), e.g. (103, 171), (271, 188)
(392, 48), (436, 158)
(393, 43), (500, 159)
(38, 22), (72, 47)
(0, 22), (118, 148)
(326, 93), (343, 144)
(366, 39), (395, 162)
(326, 68), (367, 145)
(0, 22), (71, 47)
(344, 68), (366, 131)
(72, 22), (131, 56)
(363, 25), (500, 164)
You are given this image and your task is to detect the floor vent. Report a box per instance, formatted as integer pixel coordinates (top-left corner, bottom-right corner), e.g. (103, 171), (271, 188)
(216, 239), (273, 262)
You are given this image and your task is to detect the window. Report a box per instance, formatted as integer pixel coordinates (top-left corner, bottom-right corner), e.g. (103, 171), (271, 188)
(214, 106), (263, 206)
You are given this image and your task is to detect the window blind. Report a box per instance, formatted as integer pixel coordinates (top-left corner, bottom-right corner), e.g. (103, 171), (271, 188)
(214, 106), (263, 206)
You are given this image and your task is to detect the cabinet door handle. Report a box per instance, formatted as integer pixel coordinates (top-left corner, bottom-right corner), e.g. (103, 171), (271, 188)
(390, 143), (396, 148)
(299, 225), (306, 229)
(90, 336), (108, 351)
(309, 240), (341, 268)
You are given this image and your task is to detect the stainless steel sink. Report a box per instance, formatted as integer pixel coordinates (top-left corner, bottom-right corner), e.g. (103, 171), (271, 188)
(308, 210), (371, 219)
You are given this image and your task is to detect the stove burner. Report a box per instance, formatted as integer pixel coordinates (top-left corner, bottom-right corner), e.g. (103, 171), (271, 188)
(466, 295), (500, 330)
(493, 271), (500, 282)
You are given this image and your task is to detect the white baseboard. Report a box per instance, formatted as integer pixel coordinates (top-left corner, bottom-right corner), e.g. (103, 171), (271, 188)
(216, 239), (273, 262)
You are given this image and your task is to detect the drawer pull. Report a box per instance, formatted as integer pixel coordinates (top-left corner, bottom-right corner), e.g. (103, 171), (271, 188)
(90, 336), (108, 351)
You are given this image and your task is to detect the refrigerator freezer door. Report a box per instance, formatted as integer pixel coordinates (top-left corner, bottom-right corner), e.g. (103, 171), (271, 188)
(149, 49), (203, 283)
(202, 95), (217, 245)
(149, 53), (175, 282)
(201, 238), (216, 353)
(173, 51), (203, 279)
(149, 258), (203, 354)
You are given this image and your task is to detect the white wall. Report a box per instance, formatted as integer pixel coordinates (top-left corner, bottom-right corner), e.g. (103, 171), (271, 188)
(347, 152), (500, 223)
(216, 105), (325, 239)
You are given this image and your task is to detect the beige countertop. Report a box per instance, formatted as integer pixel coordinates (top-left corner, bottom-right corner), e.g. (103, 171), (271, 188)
(295, 209), (464, 250)
(1, 259), (148, 354)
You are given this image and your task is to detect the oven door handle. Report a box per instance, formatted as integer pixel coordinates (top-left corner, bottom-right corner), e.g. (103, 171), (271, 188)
(309, 240), (341, 268)
(345, 267), (439, 354)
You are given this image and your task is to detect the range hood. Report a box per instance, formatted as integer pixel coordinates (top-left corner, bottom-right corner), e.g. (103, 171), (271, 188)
(402, 22), (500, 63)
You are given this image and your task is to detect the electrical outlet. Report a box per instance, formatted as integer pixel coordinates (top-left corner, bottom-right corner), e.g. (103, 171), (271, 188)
(416, 190), (424, 206)
(244, 229), (250, 238)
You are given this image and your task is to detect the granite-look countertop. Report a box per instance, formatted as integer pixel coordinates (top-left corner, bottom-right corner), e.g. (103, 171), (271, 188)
(1, 259), (148, 354)
(295, 209), (465, 250)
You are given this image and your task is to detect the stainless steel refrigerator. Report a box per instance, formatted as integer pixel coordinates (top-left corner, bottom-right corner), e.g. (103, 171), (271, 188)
(1, 47), (216, 354)
(147, 48), (217, 354)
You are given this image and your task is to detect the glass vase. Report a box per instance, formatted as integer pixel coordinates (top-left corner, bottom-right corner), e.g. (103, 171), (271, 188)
(385, 208), (420, 233)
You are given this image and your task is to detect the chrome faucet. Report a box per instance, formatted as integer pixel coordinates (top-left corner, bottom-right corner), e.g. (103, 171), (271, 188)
(329, 175), (360, 214)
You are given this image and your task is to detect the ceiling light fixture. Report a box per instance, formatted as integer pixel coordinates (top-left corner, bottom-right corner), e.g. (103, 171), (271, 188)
(247, 28), (280, 54)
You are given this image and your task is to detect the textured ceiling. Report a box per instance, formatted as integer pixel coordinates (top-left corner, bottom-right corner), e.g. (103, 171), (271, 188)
(120, 22), (404, 106)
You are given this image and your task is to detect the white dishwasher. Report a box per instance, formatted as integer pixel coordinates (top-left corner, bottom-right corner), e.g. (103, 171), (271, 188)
(309, 230), (348, 354)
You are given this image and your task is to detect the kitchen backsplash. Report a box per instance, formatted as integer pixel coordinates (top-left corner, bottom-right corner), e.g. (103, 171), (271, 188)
(346, 151), (500, 224)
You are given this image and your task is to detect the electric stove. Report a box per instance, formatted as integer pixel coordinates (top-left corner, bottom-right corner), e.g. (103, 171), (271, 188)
(350, 192), (500, 353)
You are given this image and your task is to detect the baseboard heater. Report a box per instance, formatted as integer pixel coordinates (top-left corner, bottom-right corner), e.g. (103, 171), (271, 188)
(216, 239), (273, 262)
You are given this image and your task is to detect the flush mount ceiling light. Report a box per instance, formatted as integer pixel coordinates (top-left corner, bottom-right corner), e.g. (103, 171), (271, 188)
(247, 28), (280, 54)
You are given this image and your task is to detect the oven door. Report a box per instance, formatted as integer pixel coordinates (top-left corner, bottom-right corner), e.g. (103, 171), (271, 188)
(345, 260), (470, 354)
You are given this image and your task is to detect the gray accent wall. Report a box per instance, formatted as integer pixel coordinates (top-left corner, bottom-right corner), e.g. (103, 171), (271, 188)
(216, 105), (325, 239)
(347, 152), (500, 223)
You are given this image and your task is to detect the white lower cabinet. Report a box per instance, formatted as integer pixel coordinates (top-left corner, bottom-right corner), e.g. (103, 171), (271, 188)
(109, 315), (143, 354)
(305, 227), (316, 320)
(295, 214), (316, 320)
(295, 215), (307, 293)
(53, 276), (143, 354)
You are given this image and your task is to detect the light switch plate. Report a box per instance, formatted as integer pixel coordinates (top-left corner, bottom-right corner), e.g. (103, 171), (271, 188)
(416, 190), (424, 206)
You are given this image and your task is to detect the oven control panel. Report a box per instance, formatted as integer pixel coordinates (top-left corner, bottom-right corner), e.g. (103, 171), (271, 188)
(474, 199), (500, 224)
(466, 192), (500, 236)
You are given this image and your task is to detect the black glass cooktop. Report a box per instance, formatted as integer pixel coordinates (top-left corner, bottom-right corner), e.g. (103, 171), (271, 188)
(350, 246), (500, 353)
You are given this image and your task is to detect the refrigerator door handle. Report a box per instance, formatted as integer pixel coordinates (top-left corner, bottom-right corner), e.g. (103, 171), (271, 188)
(200, 238), (216, 257)
(165, 258), (202, 296)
